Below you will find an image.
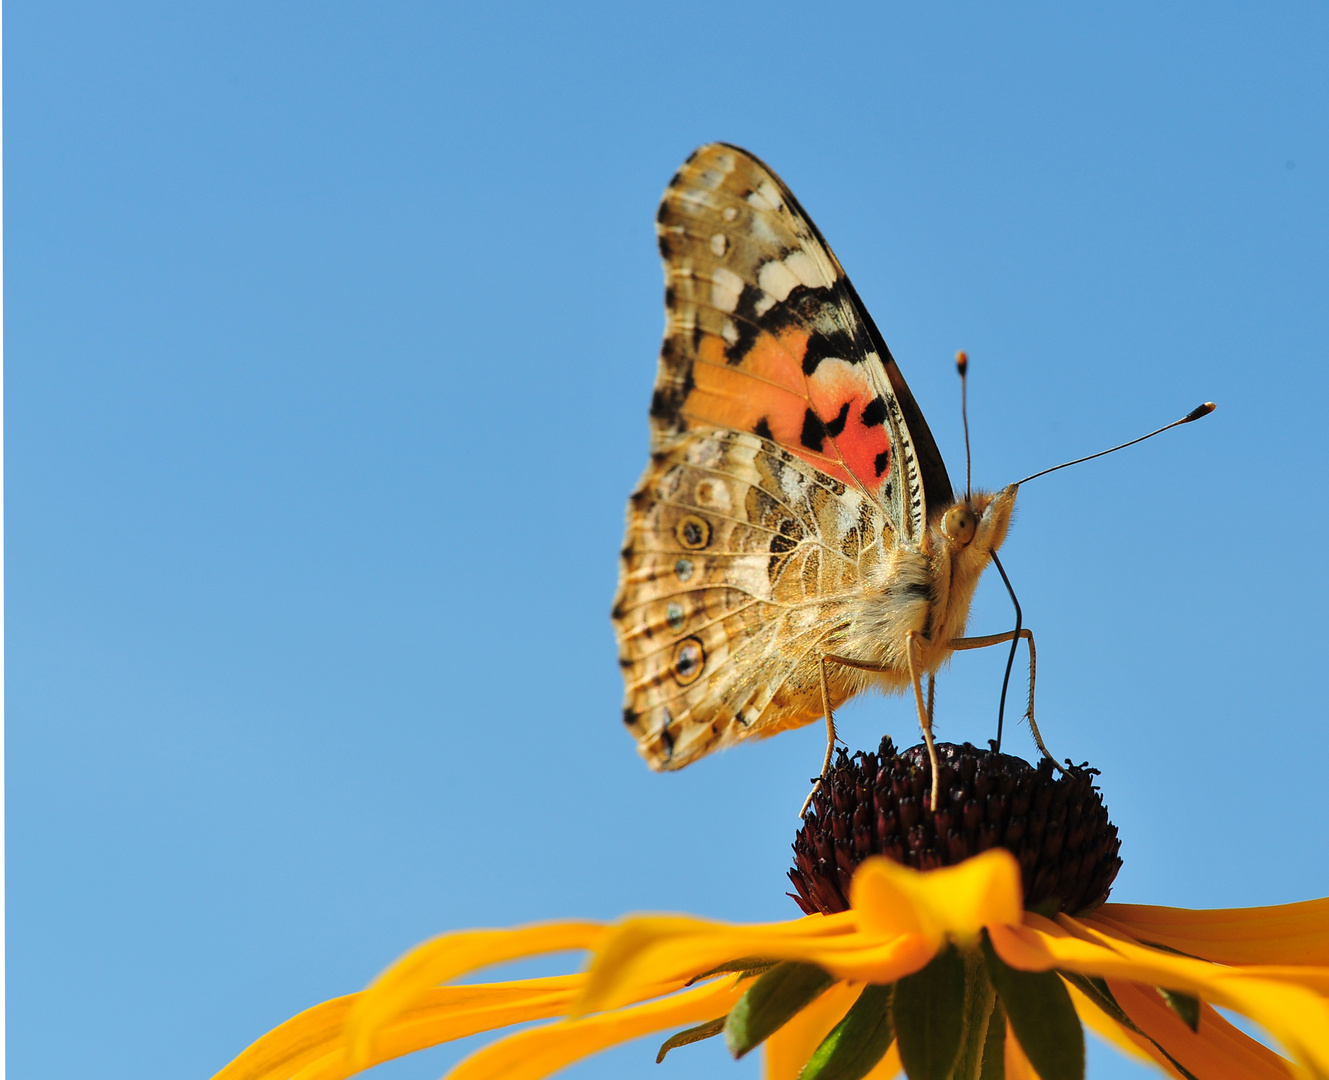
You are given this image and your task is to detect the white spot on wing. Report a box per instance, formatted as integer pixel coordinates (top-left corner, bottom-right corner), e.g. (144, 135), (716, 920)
(722, 319), (740, 346)
(758, 259), (801, 302)
(748, 213), (778, 244)
(722, 206), (738, 222)
(679, 187), (717, 213)
(746, 180), (784, 212)
(783, 249), (832, 289)
(810, 357), (858, 382)
(710, 267), (744, 313)
(710, 233), (728, 257)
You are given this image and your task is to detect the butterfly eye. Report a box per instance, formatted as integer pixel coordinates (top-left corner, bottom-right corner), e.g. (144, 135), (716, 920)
(944, 506), (977, 546)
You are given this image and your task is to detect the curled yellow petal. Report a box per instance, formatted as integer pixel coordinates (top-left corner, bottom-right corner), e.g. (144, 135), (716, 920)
(343, 922), (605, 1066)
(850, 849), (1023, 947)
(442, 973), (746, 1080)
(579, 912), (932, 1014)
(1090, 898), (1329, 966)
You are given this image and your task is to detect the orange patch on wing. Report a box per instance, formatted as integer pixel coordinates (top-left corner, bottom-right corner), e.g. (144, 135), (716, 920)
(682, 329), (855, 487)
(807, 365), (891, 498)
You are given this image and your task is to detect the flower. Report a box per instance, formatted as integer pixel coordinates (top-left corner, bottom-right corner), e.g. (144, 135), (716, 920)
(213, 741), (1329, 1080)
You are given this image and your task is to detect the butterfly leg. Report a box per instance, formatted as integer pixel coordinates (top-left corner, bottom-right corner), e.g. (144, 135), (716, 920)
(798, 657), (843, 818)
(905, 631), (944, 811)
(949, 628), (1065, 774)
(815, 644), (944, 811)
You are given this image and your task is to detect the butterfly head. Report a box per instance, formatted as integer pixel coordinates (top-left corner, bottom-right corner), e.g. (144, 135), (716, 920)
(926, 483), (1018, 644)
(935, 483), (1017, 568)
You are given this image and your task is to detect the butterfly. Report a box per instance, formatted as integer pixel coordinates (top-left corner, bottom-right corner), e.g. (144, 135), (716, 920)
(611, 143), (1040, 804)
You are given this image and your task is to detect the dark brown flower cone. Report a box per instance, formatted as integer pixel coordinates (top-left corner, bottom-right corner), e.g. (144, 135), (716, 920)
(789, 738), (1122, 917)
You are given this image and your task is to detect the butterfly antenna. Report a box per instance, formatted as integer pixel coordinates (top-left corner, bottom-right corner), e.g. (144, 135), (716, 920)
(956, 351), (972, 501)
(1017, 402), (1216, 486)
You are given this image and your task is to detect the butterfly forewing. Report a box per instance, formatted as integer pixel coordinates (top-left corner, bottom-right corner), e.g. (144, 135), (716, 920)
(615, 144), (953, 770)
(649, 143), (951, 541)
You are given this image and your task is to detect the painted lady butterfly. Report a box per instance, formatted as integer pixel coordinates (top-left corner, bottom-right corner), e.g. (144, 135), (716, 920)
(612, 144), (1044, 800)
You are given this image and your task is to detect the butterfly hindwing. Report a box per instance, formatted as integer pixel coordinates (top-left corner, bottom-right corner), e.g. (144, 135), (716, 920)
(651, 143), (952, 544)
(614, 429), (889, 768)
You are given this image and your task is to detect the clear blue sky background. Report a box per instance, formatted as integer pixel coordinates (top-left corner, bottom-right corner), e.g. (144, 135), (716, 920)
(8, 4), (1328, 1078)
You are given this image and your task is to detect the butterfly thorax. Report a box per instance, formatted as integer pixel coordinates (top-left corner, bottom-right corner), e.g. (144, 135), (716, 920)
(837, 485), (1017, 687)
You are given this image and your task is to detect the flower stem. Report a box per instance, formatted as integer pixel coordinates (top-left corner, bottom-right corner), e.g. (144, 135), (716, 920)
(951, 946), (998, 1080)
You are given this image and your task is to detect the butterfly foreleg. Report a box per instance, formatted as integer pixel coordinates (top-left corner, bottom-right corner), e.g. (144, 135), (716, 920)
(948, 628), (1064, 774)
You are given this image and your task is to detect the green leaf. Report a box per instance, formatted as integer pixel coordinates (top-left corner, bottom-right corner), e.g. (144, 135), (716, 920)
(1157, 987), (1201, 1032)
(801, 983), (895, 1080)
(655, 1016), (727, 1063)
(893, 945), (967, 1080)
(981, 931), (1084, 1080)
(723, 961), (834, 1059)
(979, 997), (1007, 1080)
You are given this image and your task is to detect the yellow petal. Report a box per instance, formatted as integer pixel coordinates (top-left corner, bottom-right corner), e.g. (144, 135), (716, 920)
(763, 980), (862, 1080)
(1107, 978), (1295, 1080)
(214, 977), (589, 1080)
(761, 981), (902, 1080)
(1084, 914), (1329, 996)
(988, 915), (1329, 1079)
(1003, 1018), (1038, 1080)
(1091, 898), (1329, 966)
(578, 912), (932, 1014)
(214, 978), (586, 1080)
(212, 994), (357, 1080)
(850, 850), (1024, 948)
(343, 922), (604, 1066)
(441, 974), (747, 1080)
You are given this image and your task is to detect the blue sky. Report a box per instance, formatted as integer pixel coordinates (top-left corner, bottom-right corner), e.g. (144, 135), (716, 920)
(8, 3), (1328, 1078)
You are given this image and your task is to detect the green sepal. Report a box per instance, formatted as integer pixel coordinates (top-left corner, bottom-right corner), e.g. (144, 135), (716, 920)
(655, 1016), (727, 1063)
(980, 931), (1085, 1080)
(1157, 987), (1201, 1032)
(893, 944), (967, 1080)
(801, 983), (896, 1080)
(979, 997), (1007, 1080)
(723, 961), (834, 1059)
(685, 957), (778, 986)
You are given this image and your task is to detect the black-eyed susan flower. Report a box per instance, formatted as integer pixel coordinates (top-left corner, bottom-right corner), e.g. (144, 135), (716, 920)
(214, 740), (1329, 1080)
